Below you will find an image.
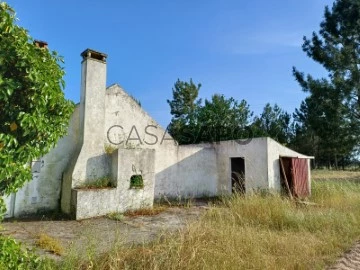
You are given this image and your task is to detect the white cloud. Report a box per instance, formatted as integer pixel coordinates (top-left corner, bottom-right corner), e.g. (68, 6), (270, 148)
(218, 30), (306, 55)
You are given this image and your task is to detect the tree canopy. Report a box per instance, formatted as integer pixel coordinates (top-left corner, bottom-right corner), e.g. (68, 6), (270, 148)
(167, 79), (253, 144)
(0, 2), (74, 205)
(292, 0), (360, 168)
(251, 103), (292, 145)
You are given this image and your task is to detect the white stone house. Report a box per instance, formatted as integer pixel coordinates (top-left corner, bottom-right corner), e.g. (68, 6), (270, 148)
(4, 49), (313, 220)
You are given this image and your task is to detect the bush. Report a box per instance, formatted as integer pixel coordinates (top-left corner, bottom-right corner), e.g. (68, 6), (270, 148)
(0, 235), (42, 270)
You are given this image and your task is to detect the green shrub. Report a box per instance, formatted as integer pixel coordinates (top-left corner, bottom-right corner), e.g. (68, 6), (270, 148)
(0, 235), (42, 270)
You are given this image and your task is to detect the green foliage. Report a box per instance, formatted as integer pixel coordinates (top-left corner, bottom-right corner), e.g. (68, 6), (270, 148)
(292, 0), (360, 167)
(167, 79), (253, 144)
(0, 2), (74, 216)
(167, 79), (202, 144)
(0, 235), (42, 270)
(77, 176), (114, 189)
(167, 78), (202, 118)
(130, 174), (144, 189)
(197, 94), (253, 143)
(251, 103), (292, 144)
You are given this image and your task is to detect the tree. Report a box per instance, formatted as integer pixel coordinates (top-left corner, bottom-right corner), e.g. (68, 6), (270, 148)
(167, 79), (202, 144)
(196, 94), (252, 143)
(167, 79), (253, 144)
(251, 103), (292, 144)
(0, 2), (74, 214)
(292, 0), (360, 167)
(292, 91), (358, 168)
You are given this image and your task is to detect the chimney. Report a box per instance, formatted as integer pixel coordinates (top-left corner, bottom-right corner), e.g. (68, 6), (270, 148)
(61, 48), (109, 215)
(34, 40), (48, 49)
(79, 49), (107, 149)
(81, 49), (107, 62)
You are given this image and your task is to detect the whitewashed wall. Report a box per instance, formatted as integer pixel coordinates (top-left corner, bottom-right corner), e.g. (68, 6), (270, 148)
(154, 144), (218, 198)
(73, 148), (155, 219)
(104, 84), (174, 150)
(214, 138), (269, 194)
(104, 84), (218, 199)
(6, 106), (80, 217)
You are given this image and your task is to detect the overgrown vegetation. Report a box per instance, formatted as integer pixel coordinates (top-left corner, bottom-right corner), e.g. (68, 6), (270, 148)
(130, 174), (144, 189)
(0, 235), (41, 270)
(0, 2), (74, 218)
(76, 176), (114, 189)
(37, 170), (360, 269)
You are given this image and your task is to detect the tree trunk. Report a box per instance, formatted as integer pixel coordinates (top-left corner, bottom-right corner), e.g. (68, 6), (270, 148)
(334, 154), (338, 170)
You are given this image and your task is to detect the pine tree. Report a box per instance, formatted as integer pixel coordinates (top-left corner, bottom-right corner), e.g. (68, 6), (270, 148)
(292, 0), (360, 167)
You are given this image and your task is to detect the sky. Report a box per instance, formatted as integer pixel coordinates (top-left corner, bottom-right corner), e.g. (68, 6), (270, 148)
(7, 0), (335, 128)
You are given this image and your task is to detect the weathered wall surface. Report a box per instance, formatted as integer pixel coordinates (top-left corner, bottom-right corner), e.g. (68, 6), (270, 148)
(3, 194), (14, 218)
(154, 144), (218, 199)
(72, 188), (117, 219)
(9, 106), (80, 217)
(61, 52), (109, 214)
(73, 148), (155, 219)
(71, 56), (108, 187)
(215, 138), (269, 194)
(113, 148), (155, 211)
(104, 84), (174, 150)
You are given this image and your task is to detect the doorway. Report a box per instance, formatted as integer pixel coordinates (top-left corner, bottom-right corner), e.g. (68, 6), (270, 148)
(279, 157), (309, 198)
(231, 157), (245, 193)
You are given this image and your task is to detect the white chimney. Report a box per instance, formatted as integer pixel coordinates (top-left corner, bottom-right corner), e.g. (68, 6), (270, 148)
(79, 49), (107, 148)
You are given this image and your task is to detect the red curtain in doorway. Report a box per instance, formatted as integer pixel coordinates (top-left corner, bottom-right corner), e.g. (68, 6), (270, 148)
(291, 158), (309, 198)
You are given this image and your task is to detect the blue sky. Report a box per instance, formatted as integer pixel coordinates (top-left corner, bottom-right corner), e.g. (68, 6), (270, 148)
(7, 0), (334, 128)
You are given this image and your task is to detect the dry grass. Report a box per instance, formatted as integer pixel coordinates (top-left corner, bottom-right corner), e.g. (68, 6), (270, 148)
(36, 233), (64, 256)
(46, 170), (360, 269)
(123, 206), (168, 217)
(104, 144), (117, 155)
(312, 169), (360, 181)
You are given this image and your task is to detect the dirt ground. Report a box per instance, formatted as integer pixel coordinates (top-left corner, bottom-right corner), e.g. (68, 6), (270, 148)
(327, 241), (360, 270)
(0, 202), (209, 260)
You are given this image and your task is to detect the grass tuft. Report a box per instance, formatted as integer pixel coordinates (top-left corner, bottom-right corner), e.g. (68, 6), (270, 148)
(36, 233), (64, 256)
(77, 176), (115, 189)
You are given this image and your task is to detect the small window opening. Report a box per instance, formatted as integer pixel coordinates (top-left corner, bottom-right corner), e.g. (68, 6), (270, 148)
(130, 175), (144, 189)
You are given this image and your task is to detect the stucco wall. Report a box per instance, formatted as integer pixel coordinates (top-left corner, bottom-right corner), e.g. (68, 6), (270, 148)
(3, 194), (14, 218)
(104, 84), (174, 150)
(215, 138), (269, 194)
(154, 144), (218, 199)
(73, 148), (155, 220)
(71, 57), (108, 187)
(9, 106), (80, 217)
